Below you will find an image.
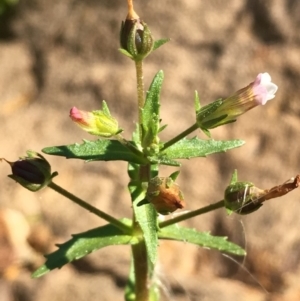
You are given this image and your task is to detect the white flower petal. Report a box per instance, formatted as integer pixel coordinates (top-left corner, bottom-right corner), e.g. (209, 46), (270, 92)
(260, 72), (272, 85)
(253, 73), (278, 105)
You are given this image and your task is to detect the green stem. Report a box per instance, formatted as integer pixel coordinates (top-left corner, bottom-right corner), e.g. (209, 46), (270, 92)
(48, 182), (131, 234)
(130, 164), (152, 301)
(133, 54), (154, 301)
(131, 240), (149, 301)
(159, 200), (225, 228)
(135, 60), (145, 137)
(161, 123), (199, 151)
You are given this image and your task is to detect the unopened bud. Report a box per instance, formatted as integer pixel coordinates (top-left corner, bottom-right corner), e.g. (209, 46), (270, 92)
(70, 104), (122, 137)
(147, 176), (185, 215)
(2, 151), (57, 192)
(224, 181), (264, 214)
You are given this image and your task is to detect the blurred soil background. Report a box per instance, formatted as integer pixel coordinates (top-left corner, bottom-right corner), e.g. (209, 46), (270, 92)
(1, 0), (300, 300)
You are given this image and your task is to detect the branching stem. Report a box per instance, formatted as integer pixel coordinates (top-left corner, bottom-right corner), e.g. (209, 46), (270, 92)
(48, 182), (131, 234)
(135, 60), (145, 137)
(161, 123), (199, 151)
(159, 200), (225, 228)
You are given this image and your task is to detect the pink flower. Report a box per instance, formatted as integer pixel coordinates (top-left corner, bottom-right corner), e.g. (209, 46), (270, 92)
(252, 73), (278, 105)
(196, 73), (278, 130)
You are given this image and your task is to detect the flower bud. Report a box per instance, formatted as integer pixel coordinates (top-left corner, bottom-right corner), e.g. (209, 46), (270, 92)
(2, 151), (57, 192)
(197, 73), (278, 130)
(70, 106), (121, 137)
(224, 181), (264, 214)
(146, 176), (185, 215)
(120, 3), (154, 61)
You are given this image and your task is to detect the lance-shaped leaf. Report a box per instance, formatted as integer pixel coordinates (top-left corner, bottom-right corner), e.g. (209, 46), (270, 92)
(141, 70), (163, 150)
(42, 139), (148, 164)
(128, 164), (158, 266)
(158, 224), (246, 256)
(153, 38), (170, 51)
(160, 137), (244, 160)
(133, 201), (158, 265)
(128, 163), (159, 267)
(32, 221), (137, 278)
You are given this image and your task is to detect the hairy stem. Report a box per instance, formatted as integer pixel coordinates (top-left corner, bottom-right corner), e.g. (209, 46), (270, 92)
(131, 51), (152, 301)
(135, 60), (145, 135)
(131, 237), (150, 301)
(48, 182), (131, 234)
(130, 164), (153, 301)
(159, 200), (225, 228)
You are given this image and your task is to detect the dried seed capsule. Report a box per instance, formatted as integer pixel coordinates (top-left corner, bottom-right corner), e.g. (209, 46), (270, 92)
(120, 3), (154, 61)
(147, 176), (185, 215)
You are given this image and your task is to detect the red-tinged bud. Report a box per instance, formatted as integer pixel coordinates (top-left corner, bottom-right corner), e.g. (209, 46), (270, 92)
(70, 103), (122, 137)
(196, 73), (278, 130)
(147, 176), (185, 215)
(2, 151), (58, 192)
(120, 1), (154, 61)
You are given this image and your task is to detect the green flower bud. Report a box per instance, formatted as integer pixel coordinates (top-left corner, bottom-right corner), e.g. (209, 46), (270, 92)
(224, 181), (264, 215)
(2, 151), (58, 192)
(146, 176), (185, 215)
(120, 4), (154, 61)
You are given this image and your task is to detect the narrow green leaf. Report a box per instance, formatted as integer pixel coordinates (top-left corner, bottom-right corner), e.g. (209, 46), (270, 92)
(161, 137), (245, 160)
(194, 90), (201, 113)
(158, 224), (246, 256)
(230, 169), (238, 184)
(143, 70), (163, 126)
(101, 100), (111, 116)
(196, 98), (223, 120)
(32, 221), (136, 278)
(135, 202), (158, 265)
(128, 163), (159, 266)
(128, 178), (158, 266)
(169, 170), (180, 181)
(141, 70), (164, 148)
(201, 127), (212, 138)
(132, 123), (141, 145)
(153, 38), (170, 51)
(158, 124), (168, 133)
(42, 139), (148, 164)
(119, 48), (134, 59)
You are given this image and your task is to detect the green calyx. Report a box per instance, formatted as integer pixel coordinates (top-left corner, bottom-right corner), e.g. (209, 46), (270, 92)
(224, 181), (263, 215)
(120, 18), (154, 61)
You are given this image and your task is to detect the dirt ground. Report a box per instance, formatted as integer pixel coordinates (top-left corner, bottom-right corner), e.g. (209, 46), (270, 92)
(1, 0), (300, 300)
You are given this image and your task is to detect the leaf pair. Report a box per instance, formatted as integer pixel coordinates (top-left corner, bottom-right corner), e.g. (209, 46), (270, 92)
(33, 220), (245, 278)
